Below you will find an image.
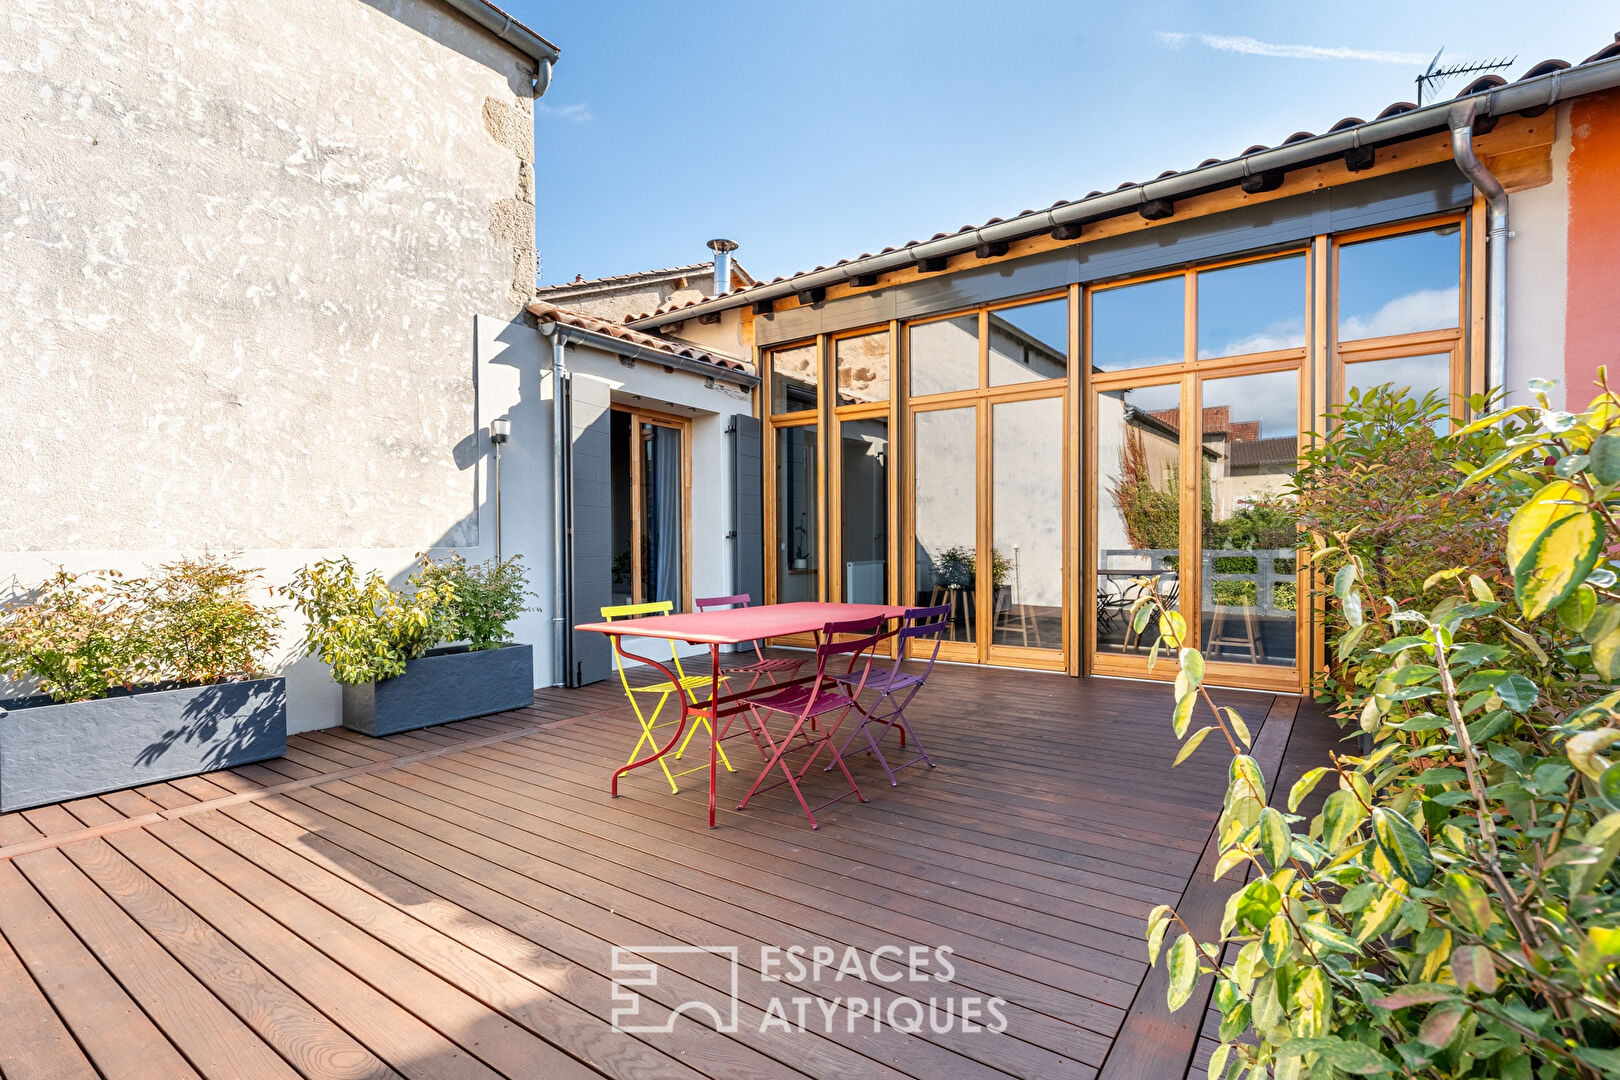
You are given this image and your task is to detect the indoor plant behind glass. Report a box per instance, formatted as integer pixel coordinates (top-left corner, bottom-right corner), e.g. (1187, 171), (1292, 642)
(0, 556), (286, 813)
(285, 554), (535, 736)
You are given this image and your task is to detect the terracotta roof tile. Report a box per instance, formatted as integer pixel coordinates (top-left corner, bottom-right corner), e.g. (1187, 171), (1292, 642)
(623, 40), (1620, 325)
(524, 300), (751, 374)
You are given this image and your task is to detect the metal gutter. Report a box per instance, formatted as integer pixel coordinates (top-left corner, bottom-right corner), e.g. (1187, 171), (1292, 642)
(440, 0), (560, 70)
(1449, 100), (1511, 395)
(629, 56), (1620, 331)
(538, 321), (761, 388)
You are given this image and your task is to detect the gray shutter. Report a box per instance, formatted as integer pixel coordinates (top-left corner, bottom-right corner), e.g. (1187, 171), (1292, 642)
(730, 413), (765, 605)
(567, 373), (614, 686)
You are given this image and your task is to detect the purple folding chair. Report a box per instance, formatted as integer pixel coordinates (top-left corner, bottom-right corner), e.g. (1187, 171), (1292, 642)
(828, 604), (948, 786)
(695, 594), (808, 689)
(737, 616), (885, 829)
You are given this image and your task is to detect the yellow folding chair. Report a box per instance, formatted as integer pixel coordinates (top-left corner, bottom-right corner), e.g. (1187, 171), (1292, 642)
(602, 601), (732, 793)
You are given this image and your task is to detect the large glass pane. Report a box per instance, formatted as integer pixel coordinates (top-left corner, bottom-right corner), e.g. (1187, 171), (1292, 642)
(771, 342), (819, 414)
(835, 331), (890, 405)
(1197, 255), (1306, 359)
(1201, 371), (1299, 668)
(1337, 226), (1460, 341)
(1091, 276), (1184, 371)
(775, 424), (819, 603)
(840, 418), (888, 603)
(1343, 353), (1451, 406)
(909, 315), (978, 397)
(640, 423), (684, 609)
(992, 397), (1063, 650)
(1096, 382), (1181, 655)
(610, 411), (634, 605)
(988, 298), (1068, 385)
(913, 407), (977, 643)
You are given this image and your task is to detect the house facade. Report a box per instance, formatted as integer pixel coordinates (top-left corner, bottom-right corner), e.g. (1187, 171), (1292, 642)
(620, 41), (1620, 694)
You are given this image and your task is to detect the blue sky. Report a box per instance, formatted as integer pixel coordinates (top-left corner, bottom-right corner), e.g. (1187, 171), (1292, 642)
(509, 2), (1615, 286)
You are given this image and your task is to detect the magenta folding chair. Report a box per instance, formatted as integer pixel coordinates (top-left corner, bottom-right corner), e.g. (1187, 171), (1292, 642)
(694, 594), (808, 688)
(737, 616), (886, 829)
(828, 604), (948, 786)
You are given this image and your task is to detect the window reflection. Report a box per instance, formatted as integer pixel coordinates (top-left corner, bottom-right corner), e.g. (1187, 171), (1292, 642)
(1344, 353), (1451, 409)
(988, 298), (1068, 385)
(776, 425), (819, 602)
(909, 316), (979, 397)
(771, 343), (819, 414)
(835, 331), (890, 405)
(914, 408), (977, 643)
(1197, 255), (1306, 359)
(1091, 277), (1184, 371)
(1096, 382), (1181, 655)
(1201, 371), (1298, 668)
(840, 418), (888, 603)
(1338, 227), (1460, 341)
(992, 398), (1063, 649)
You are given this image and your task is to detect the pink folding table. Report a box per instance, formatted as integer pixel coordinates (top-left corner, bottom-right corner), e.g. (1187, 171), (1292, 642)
(573, 602), (910, 828)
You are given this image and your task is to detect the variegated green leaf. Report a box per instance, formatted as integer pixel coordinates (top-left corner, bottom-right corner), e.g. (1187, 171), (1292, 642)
(1288, 767), (1328, 812)
(1166, 933), (1199, 1010)
(1372, 806), (1434, 887)
(1174, 725), (1215, 765)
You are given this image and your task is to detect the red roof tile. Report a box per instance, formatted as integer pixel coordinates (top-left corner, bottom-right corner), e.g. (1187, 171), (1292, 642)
(525, 300), (751, 374)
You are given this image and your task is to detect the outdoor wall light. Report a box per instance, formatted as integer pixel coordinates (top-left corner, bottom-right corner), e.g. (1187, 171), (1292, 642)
(490, 416), (512, 560)
(490, 416), (511, 444)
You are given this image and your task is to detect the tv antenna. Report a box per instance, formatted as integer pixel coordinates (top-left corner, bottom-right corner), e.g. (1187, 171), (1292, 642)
(1416, 47), (1516, 107)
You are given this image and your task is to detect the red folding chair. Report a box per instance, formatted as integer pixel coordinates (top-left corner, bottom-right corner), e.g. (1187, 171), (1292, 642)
(737, 616), (886, 829)
(694, 594), (808, 687)
(829, 604), (948, 786)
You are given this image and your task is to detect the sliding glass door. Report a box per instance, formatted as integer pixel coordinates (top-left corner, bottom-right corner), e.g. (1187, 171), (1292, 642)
(610, 407), (690, 610)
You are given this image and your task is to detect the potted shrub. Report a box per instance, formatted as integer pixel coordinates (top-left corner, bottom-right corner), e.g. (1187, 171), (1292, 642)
(0, 556), (285, 813)
(285, 554), (534, 736)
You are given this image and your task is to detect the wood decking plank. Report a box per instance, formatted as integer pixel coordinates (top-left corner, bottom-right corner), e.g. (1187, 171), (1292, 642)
(0, 859), (200, 1080)
(0, 911), (97, 1080)
(12, 846), (301, 1080)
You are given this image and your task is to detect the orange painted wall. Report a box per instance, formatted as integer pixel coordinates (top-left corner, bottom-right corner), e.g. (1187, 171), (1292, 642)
(1566, 89), (1620, 403)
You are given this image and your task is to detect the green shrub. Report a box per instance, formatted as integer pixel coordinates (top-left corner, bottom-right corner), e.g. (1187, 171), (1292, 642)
(283, 558), (455, 685)
(410, 553), (532, 651)
(0, 569), (147, 702)
(1135, 376), (1620, 1080)
(0, 555), (278, 703)
(141, 556), (278, 685)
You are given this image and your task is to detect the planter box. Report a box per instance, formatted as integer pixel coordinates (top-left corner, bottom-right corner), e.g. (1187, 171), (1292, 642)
(342, 643), (534, 737)
(0, 677), (287, 814)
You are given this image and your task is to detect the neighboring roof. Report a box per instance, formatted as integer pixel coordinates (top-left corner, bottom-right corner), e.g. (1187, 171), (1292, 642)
(441, 0), (559, 64)
(536, 260), (758, 296)
(525, 300), (753, 378)
(627, 36), (1620, 329)
(1230, 436), (1301, 470)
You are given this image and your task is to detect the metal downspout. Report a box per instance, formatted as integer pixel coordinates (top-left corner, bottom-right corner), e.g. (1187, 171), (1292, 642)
(542, 325), (570, 686)
(1450, 100), (1511, 396)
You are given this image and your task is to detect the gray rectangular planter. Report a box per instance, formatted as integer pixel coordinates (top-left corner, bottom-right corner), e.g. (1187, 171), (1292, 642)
(0, 677), (287, 814)
(341, 643), (534, 737)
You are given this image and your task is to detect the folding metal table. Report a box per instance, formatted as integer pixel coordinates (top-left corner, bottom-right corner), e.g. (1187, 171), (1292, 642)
(573, 602), (910, 827)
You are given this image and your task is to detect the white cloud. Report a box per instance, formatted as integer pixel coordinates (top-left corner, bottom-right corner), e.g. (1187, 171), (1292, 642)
(538, 102), (592, 123)
(1158, 32), (1428, 66)
(1339, 287), (1459, 340)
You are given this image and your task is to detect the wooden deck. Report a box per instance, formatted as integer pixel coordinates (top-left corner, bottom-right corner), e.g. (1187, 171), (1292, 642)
(0, 657), (1339, 1080)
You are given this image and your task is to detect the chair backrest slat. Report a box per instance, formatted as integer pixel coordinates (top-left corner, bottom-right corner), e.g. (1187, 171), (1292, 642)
(695, 593), (752, 610)
(602, 600), (675, 620)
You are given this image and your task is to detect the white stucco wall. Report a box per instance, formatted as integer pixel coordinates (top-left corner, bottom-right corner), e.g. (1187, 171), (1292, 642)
(0, 0), (545, 732)
(1504, 103), (1572, 410)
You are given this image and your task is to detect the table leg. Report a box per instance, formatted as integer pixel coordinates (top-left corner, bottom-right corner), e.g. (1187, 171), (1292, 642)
(709, 643), (720, 829)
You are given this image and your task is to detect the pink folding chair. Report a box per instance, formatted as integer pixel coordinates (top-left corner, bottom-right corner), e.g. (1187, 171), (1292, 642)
(694, 594), (808, 688)
(829, 604), (948, 786)
(737, 616), (886, 829)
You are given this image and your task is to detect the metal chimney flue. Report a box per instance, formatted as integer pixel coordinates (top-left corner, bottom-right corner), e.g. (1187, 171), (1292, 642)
(706, 238), (738, 296)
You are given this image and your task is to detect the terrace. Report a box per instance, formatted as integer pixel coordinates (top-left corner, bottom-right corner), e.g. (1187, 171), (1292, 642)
(0, 655), (1334, 1080)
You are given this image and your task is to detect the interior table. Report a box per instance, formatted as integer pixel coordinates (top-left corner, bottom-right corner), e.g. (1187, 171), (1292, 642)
(573, 601), (910, 827)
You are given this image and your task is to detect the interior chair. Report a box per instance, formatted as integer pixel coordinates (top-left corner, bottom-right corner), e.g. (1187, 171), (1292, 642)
(601, 600), (731, 794)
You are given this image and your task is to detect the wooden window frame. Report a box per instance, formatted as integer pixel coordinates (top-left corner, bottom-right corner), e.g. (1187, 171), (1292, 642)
(610, 405), (693, 612)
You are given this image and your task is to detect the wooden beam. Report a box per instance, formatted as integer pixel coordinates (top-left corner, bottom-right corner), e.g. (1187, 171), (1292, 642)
(751, 298), (774, 316)
(852, 272), (881, 287)
(915, 255), (948, 274)
(697, 312), (721, 325)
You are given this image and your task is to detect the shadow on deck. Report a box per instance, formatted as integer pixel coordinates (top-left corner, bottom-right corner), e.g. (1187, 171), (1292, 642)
(0, 656), (1342, 1080)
